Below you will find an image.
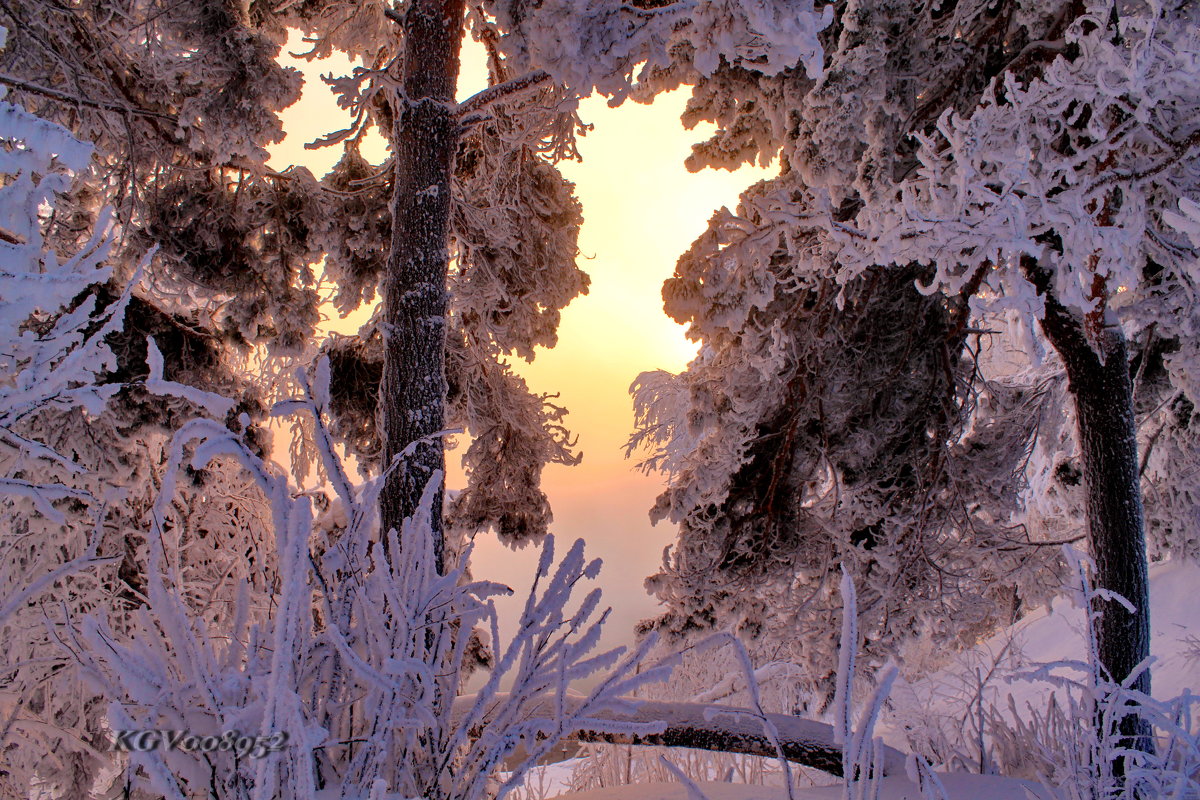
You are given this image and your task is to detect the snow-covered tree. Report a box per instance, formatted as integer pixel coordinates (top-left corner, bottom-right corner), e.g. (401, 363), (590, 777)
(0, 64), (137, 795)
(278, 0), (831, 559)
(631, 2), (1198, 752)
(0, 0), (316, 346)
(834, 0), (1200, 757)
(0, 52), (281, 795)
(0, 0), (577, 565)
(627, 0), (1087, 685)
(0, 0), (837, 569)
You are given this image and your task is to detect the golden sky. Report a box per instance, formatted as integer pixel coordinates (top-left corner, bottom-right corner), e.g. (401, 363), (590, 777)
(268, 34), (773, 648)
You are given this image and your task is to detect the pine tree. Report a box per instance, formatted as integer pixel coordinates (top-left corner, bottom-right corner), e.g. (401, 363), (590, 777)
(628, 0), (1083, 679)
(629, 0), (1200, 753)
(841, 0), (1199, 759)
(283, 0), (831, 560)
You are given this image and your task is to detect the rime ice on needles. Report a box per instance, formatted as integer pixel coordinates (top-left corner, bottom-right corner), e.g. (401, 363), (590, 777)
(0, 96), (126, 429)
(485, 0), (829, 105)
(627, 0), (1200, 701)
(843, 3), (1200, 328)
(0, 67), (146, 797)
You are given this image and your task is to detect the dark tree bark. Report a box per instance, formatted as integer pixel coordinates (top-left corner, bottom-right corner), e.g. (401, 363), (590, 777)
(1026, 259), (1155, 761)
(379, 0), (467, 574)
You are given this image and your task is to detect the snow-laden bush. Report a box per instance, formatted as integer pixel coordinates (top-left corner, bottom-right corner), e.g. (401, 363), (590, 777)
(75, 362), (669, 800)
(0, 55), (273, 797)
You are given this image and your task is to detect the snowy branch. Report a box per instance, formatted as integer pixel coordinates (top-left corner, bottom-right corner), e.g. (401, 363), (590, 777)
(457, 70), (552, 117)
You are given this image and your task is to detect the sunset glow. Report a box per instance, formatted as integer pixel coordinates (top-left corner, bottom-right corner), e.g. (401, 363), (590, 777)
(267, 35), (774, 640)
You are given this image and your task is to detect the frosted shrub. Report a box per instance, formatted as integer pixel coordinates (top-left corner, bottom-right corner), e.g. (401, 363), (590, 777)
(982, 549), (1200, 800)
(0, 56), (146, 796)
(77, 362), (668, 800)
(833, 569), (948, 800)
(0, 71), (275, 798)
(891, 547), (1199, 798)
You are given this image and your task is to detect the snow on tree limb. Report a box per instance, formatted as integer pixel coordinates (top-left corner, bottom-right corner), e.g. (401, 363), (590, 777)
(822, 0), (1199, 760)
(143, 336), (238, 418)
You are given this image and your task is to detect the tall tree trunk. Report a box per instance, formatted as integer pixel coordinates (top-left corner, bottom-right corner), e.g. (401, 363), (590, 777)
(1030, 261), (1155, 762)
(379, 0), (466, 575)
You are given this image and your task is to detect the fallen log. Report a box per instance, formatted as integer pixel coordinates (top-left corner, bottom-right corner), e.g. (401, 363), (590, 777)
(453, 694), (907, 778)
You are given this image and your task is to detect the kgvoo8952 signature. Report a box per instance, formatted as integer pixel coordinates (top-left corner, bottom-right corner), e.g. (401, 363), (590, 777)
(110, 730), (289, 759)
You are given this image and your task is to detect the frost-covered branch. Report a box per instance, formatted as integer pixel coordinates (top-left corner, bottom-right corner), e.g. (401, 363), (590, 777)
(76, 362), (670, 799)
(457, 69), (552, 117)
(0, 72), (177, 121)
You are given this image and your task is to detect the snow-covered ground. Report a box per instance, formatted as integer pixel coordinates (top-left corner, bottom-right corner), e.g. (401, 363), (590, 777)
(969, 558), (1195, 697)
(888, 557), (1200, 740)
(509, 558), (1200, 800)
(514, 765), (1052, 799)
(535, 773), (1052, 800)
